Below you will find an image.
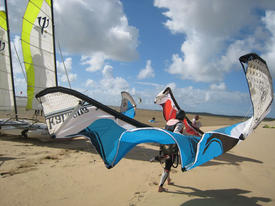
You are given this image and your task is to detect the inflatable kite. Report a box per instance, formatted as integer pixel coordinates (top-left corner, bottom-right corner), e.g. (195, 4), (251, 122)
(36, 53), (273, 171)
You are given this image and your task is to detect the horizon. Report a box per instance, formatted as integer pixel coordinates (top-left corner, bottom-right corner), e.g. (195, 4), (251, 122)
(14, 96), (275, 121)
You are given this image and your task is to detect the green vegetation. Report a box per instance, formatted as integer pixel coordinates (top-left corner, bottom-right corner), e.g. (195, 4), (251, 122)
(263, 124), (275, 129)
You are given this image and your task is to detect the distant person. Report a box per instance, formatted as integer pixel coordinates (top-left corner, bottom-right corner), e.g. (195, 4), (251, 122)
(192, 115), (201, 129)
(34, 109), (43, 117)
(149, 117), (156, 123)
(158, 110), (186, 192)
(35, 109), (39, 116)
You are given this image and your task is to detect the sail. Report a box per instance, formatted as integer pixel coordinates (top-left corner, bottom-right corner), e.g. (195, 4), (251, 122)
(120, 91), (136, 119)
(0, 10), (14, 111)
(21, 0), (57, 110)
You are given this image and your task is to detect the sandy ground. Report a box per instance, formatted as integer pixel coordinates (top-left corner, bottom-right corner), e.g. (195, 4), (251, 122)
(1, 109), (275, 206)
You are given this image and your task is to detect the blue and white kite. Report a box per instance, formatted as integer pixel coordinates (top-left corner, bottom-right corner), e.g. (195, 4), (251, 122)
(36, 53), (273, 171)
(120, 91), (136, 119)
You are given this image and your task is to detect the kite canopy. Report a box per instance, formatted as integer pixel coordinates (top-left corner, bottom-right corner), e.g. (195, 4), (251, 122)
(154, 87), (204, 136)
(239, 53), (273, 135)
(36, 53), (273, 171)
(120, 91), (136, 119)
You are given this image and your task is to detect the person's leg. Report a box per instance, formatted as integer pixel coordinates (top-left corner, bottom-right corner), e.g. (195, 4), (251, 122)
(158, 169), (169, 192)
(158, 156), (172, 192)
(167, 173), (173, 185)
(167, 155), (175, 185)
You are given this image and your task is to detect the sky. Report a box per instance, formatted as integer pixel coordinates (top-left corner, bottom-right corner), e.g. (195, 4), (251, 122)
(1, 0), (275, 118)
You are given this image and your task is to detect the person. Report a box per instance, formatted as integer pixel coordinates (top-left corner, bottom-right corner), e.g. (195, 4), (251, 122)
(158, 109), (186, 192)
(192, 115), (201, 129)
(149, 117), (156, 123)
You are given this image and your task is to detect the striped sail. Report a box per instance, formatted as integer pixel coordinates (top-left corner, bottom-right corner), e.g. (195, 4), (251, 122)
(21, 0), (57, 110)
(0, 10), (14, 111)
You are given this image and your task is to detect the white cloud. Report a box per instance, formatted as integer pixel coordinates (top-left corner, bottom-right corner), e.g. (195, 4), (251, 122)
(262, 11), (275, 77)
(154, 0), (275, 82)
(83, 64), (131, 106)
(10, 35), (25, 75)
(155, 0), (264, 36)
(54, 0), (139, 61)
(14, 77), (27, 96)
(57, 57), (77, 84)
(204, 92), (210, 102)
(85, 65), (129, 98)
(138, 60), (155, 79)
(8, 0), (139, 62)
(210, 82), (226, 91)
(163, 86), (250, 116)
(166, 82), (176, 90)
(100, 65), (129, 94)
(102, 65), (113, 79)
(136, 81), (162, 88)
(81, 53), (106, 72)
(57, 57), (72, 73)
(9, 35), (28, 93)
(61, 73), (77, 83)
(85, 79), (95, 87)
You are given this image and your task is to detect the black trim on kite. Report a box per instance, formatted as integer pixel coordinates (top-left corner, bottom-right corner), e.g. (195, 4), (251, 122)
(163, 87), (181, 110)
(36, 86), (150, 128)
(203, 133), (239, 155)
(239, 53), (267, 65)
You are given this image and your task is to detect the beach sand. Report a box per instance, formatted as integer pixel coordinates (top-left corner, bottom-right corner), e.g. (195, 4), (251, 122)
(1, 109), (275, 206)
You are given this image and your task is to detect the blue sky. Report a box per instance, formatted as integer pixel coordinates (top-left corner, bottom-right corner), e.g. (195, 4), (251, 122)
(1, 0), (275, 118)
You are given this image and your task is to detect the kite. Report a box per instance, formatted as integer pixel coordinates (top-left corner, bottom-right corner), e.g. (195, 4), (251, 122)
(36, 53), (273, 171)
(120, 91), (136, 119)
(155, 87), (204, 136)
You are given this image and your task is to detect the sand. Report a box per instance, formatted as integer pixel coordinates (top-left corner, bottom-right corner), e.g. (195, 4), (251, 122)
(1, 110), (275, 206)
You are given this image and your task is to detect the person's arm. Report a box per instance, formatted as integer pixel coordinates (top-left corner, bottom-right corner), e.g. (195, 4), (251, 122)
(173, 122), (183, 134)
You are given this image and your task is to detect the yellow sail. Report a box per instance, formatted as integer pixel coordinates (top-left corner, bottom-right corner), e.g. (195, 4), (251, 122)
(21, 0), (57, 110)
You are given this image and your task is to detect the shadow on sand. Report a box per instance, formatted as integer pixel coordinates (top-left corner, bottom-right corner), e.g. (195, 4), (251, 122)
(201, 152), (263, 167)
(0, 135), (158, 162)
(168, 185), (271, 206)
(0, 135), (263, 167)
(0, 156), (17, 167)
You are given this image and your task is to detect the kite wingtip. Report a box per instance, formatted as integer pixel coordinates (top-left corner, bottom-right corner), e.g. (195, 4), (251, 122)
(106, 165), (113, 169)
(181, 167), (187, 172)
(239, 134), (245, 141)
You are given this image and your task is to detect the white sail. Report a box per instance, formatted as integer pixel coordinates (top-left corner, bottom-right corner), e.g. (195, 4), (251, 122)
(21, 0), (57, 110)
(0, 7), (29, 135)
(1, 1), (54, 140)
(0, 10), (14, 112)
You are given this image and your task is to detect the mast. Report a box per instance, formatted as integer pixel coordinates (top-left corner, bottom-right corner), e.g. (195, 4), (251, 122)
(51, 0), (58, 86)
(4, 0), (18, 120)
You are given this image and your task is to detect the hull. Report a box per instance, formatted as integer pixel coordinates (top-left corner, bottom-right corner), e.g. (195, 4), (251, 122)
(0, 120), (51, 141)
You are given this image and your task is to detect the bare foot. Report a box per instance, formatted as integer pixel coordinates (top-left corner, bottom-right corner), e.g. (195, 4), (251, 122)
(158, 186), (168, 192)
(167, 178), (174, 185)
